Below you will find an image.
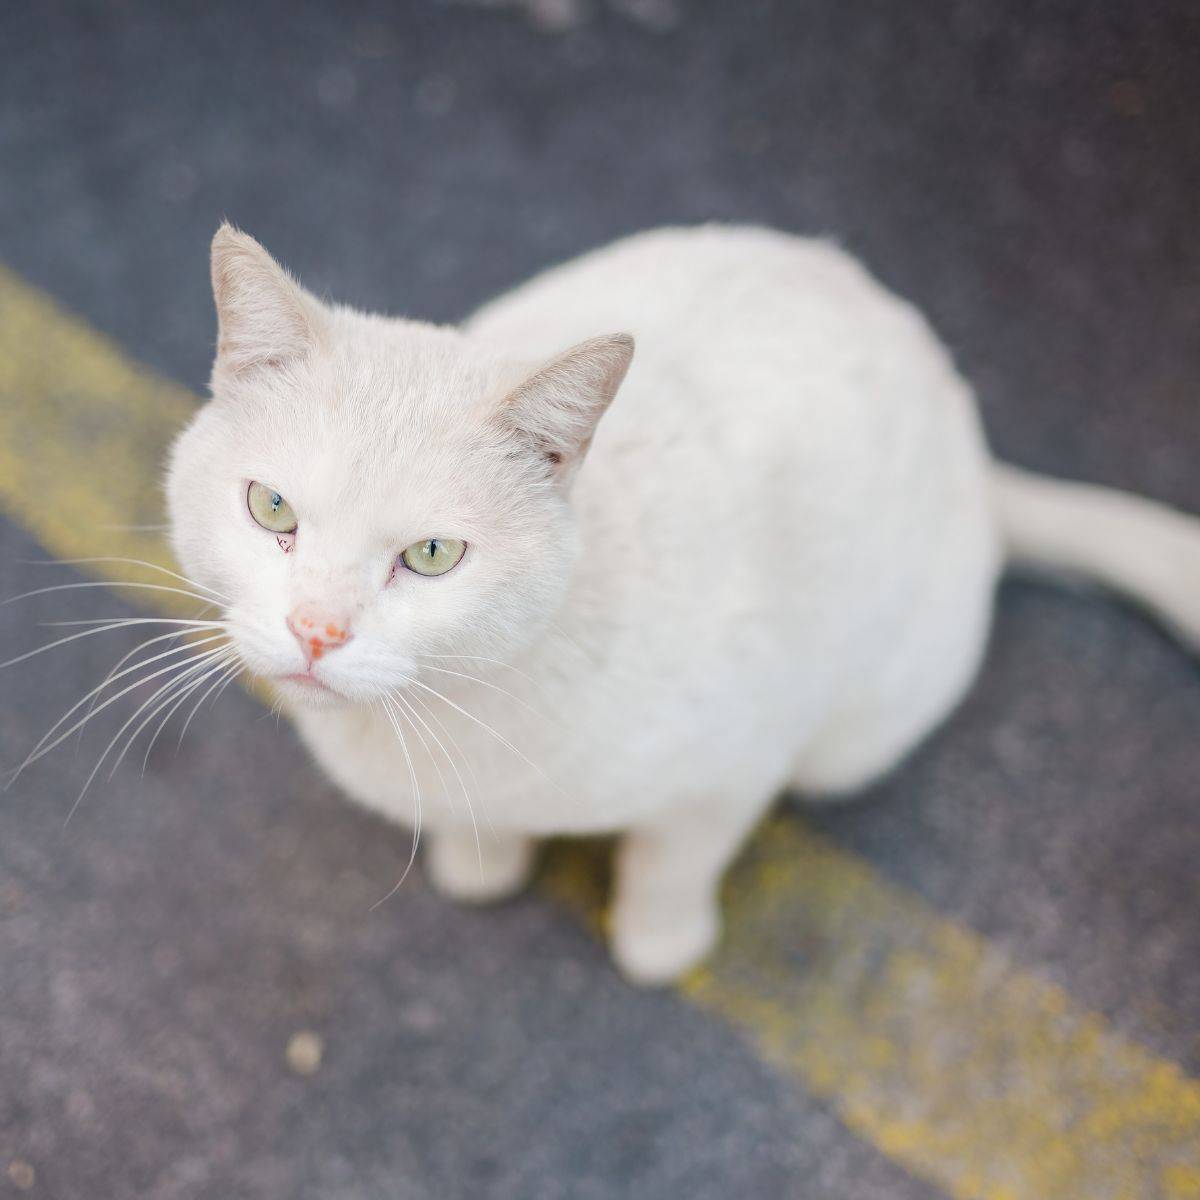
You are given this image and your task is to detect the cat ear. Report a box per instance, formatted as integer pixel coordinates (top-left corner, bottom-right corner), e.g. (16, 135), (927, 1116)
(499, 334), (635, 479)
(210, 224), (323, 375)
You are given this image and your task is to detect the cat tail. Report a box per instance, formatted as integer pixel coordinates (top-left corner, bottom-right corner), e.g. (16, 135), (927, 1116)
(991, 462), (1200, 647)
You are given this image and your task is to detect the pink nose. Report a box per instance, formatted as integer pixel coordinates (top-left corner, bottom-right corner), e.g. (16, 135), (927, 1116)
(287, 605), (353, 663)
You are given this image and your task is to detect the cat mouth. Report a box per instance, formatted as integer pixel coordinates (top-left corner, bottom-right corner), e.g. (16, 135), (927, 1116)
(277, 672), (336, 694)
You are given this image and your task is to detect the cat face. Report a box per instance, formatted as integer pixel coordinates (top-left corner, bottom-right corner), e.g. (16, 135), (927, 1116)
(166, 226), (632, 707)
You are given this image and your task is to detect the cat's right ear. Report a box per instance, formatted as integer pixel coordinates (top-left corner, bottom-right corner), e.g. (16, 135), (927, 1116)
(210, 224), (324, 376)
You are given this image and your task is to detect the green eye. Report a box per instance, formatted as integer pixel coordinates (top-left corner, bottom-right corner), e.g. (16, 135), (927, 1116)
(400, 537), (466, 577)
(247, 481), (297, 533)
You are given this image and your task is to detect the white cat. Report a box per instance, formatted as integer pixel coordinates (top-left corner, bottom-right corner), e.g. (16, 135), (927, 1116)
(166, 224), (1200, 985)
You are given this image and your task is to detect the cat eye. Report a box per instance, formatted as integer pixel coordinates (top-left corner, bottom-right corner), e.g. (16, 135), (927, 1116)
(247, 481), (298, 534)
(400, 537), (466, 577)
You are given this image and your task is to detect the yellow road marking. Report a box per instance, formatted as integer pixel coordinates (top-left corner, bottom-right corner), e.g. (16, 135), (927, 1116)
(542, 828), (1200, 1200)
(3, 263), (1200, 1199)
(0, 266), (193, 585)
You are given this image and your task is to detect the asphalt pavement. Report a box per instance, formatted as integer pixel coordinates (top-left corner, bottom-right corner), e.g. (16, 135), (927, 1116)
(1, 2), (1199, 1197)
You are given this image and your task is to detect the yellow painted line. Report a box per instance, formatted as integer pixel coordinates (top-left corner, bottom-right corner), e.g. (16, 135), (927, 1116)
(542, 828), (1200, 1200)
(0, 265), (193, 584)
(4, 263), (1200, 1200)
(689, 824), (1200, 1200)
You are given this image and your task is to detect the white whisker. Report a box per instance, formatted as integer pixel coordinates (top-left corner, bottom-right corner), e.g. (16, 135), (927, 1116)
(7, 633), (231, 785)
(399, 687), (492, 845)
(406, 687), (486, 813)
(2, 580), (220, 609)
(26, 630), (230, 765)
(410, 679), (566, 802)
(1, 617), (223, 672)
(160, 658), (243, 767)
(107, 651), (236, 782)
(386, 688), (452, 818)
(73, 628), (210, 755)
(211, 664), (243, 708)
(417, 662), (559, 728)
(40, 617), (227, 628)
(394, 688), (492, 861)
(134, 652), (242, 774)
(419, 653), (544, 689)
(547, 620), (592, 664)
(135, 666), (224, 775)
(23, 558), (231, 603)
(62, 645), (233, 825)
(371, 696), (423, 910)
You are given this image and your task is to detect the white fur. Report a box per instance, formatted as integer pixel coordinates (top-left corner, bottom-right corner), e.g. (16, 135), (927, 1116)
(167, 224), (1200, 985)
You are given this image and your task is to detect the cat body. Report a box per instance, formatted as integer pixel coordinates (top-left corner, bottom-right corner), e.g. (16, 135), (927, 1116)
(168, 225), (1199, 983)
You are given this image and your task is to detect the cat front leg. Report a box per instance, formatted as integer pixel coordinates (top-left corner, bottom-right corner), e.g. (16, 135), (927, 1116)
(425, 827), (536, 904)
(610, 797), (766, 986)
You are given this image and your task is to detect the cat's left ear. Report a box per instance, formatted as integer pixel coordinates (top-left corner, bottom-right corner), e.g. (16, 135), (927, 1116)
(498, 334), (634, 482)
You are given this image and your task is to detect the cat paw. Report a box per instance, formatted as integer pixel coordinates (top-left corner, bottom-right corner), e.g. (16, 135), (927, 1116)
(609, 898), (719, 987)
(425, 831), (535, 904)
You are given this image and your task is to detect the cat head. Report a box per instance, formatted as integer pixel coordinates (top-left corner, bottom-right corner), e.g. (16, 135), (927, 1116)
(166, 225), (632, 707)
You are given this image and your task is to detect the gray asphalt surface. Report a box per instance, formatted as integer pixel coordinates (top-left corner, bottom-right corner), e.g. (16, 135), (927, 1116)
(2, 2), (1200, 1197)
